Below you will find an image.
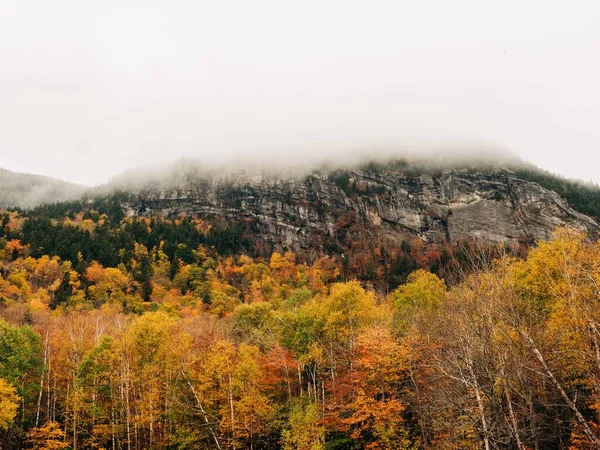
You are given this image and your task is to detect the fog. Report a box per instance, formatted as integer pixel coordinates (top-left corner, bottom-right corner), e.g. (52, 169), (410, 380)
(101, 145), (524, 194)
(0, 168), (85, 209)
(1, 1), (599, 186)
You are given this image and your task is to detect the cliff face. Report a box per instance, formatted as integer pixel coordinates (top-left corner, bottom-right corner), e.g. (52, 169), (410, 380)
(121, 167), (598, 254)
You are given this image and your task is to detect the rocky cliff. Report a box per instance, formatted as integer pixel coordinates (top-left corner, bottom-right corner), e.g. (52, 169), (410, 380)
(119, 165), (598, 255)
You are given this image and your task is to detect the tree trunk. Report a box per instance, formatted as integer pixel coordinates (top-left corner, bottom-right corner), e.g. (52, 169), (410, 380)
(504, 380), (525, 450)
(35, 332), (49, 428)
(522, 331), (600, 447)
(468, 361), (491, 450)
(180, 368), (222, 450)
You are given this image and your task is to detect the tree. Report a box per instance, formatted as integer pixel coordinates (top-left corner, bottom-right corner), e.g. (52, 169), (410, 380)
(0, 319), (43, 396)
(0, 378), (19, 430)
(132, 244), (154, 301)
(345, 328), (410, 449)
(51, 269), (76, 309)
(282, 401), (324, 450)
(26, 422), (69, 449)
(77, 336), (121, 450)
(391, 269), (445, 331)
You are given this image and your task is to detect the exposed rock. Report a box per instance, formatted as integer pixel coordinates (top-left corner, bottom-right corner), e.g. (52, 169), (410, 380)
(121, 167), (598, 254)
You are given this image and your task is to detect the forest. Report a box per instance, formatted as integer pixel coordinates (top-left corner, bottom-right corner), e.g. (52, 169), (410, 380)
(1, 205), (600, 449)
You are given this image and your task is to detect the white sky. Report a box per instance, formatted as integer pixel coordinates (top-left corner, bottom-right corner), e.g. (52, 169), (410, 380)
(1, 0), (599, 186)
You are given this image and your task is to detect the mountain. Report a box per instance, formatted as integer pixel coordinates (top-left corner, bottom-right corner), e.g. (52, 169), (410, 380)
(0, 167), (86, 209)
(5, 155), (600, 449)
(111, 158), (599, 259)
(6, 154), (600, 286)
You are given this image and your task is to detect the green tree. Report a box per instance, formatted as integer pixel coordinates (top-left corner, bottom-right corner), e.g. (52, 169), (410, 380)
(0, 319), (43, 395)
(282, 401), (324, 450)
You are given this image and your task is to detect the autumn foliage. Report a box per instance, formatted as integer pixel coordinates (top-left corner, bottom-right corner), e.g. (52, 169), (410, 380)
(1, 224), (600, 448)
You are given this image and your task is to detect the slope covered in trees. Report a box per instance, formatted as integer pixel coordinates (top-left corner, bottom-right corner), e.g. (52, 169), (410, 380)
(2, 157), (600, 448)
(0, 168), (85, 210)
(4, 200), (512, 292)
(2, 210), (600, 448)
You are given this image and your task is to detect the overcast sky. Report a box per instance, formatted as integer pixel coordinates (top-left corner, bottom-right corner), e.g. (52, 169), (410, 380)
(1, 0), (599, 186)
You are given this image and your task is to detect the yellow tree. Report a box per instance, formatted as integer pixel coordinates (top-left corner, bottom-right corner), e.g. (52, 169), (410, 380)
(510, 230), (600, 447)
(26, 421), (69, 450)
(391, 269), (446, 331)
(0, 378), (19, 430)
(126, 311), (184, 448)
(231, 344), (277, 448)
(203, 340), (277, 449)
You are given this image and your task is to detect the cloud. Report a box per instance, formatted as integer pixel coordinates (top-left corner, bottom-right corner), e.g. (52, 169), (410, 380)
(100, 144), (521, 195)
(0, 1), (599, 185)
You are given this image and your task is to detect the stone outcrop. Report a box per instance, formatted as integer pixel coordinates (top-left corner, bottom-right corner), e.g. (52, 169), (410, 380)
(121, 167), (598, 253)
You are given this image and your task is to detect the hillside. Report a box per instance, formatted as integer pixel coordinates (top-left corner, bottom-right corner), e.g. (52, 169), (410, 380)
(1, 156), (594, 290)
(3, 157), (600, 448)
(0, 167), (86, 209)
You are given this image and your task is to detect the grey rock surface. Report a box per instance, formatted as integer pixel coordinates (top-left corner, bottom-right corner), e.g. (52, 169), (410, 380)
(121, 167), (598, 252)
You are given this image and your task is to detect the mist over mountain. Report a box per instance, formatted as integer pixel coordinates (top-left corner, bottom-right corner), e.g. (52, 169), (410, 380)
(0, 167), (86, 209)
(111, 154), (598, 254)
(5, 147), (600, 227)
(84, 148), (600, 229)
(103, 147), (523, 191)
